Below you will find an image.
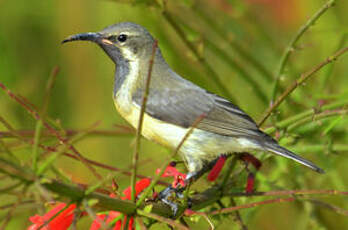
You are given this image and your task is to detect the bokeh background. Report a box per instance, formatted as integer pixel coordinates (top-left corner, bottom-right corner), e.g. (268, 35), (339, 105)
(0, 0), (347, 229)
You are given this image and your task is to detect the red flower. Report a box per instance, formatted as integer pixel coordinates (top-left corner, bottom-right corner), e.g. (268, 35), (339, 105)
(28, 179), (151, 230)
(207, 156), (227, 181)
(245, 172), (255, 193)
(90, 178), (150, 230)
(239, 153), (262, 170)
(157, 166), (187, 188)
(28, 203), (76, 230)
(122, 178), (151, 200)
(90, 211), (122, 230)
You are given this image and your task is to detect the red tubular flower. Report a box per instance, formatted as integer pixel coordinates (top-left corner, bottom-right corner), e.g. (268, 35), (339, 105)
(122, 216), (134, 230)
(29, 179), (150, 230)
(122, 178), (151, 200)
(28, 203), (76, 230)
(207, 156), (227, 181)
(90, 178), (150, 230)
(245, 172), (255, 193)
(90, 211), (122, 230)
(239, 153), (262, 170)
(157, 166), (187, 188)
(90, 211), (134, 230)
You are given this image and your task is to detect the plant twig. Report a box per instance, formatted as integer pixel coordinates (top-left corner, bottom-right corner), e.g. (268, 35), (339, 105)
(0, 82), (103, 180)
(0, 128), (133, 138)
(83, 199), (110, 230)
(290, 144), (348, 154)
(209, 197), (296, 215)
(2, 156), (348, 219)
(32, 66), (60, 171)
(205, 40), (268, 103)
(271, 0), (336, 102)
(137, 209), (189, 230)
(259, 46), (348, 126)
(0, 197), (22, 230)
(230, 198), (248, 230)
(162, 10), (235, 101)
(131, 40), (158, 202)
(226, 189), (348, 197)
(306, 198), (348, 216)
(264, 100), (348, 134)
(0, 118), (168, 186)
(193, 5), (274, 82)
(286, 109), (347, 132)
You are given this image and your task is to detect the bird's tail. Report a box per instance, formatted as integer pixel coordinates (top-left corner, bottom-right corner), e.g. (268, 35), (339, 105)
(264, 143), (324, 174)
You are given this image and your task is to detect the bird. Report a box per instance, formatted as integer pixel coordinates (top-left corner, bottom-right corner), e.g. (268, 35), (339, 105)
(62, 22), (323, 209)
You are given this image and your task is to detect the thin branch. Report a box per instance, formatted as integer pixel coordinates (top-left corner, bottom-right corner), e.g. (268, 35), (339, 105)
(271, 0), (336, 102)
(0, 128), (133, 139)
(229, 198), (248, 230)
(162, 9), (235, 101)
(205, 40), (268, 103)
(0, 82), (103, 180)
(263, 100), (348, 134)
(0, 118), (168, 186)
(131, 40), (158, 202)
(259, 46), (348, 126)
(137, 209), (189, 230)
(1, 156), (348, 219)
(193, 5), (274, 82)
(32, 66), (60, 171)
(83, 200), (110, 230)
(306, 198), (348, 216)
(209, 197), (296, 215)
(37, 121), (102, 176)
(286, 109), (347, 132)
(227, 189), (348, 197)
(0, 197), (21, 230)
(290, 144), (348, 154)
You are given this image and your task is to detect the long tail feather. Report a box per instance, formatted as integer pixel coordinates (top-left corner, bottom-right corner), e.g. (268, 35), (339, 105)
(265, 143), (324, 173)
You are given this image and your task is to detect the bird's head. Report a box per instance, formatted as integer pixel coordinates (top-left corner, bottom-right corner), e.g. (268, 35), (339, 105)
(62, 22), (156, 63)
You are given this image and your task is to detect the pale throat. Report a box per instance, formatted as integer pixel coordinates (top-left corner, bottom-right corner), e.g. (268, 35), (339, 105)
(114, 47), (140, 115)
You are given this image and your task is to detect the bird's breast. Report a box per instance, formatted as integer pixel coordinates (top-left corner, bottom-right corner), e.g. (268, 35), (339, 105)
(114, 94), (188, 149)
(113, 60), (188, 149)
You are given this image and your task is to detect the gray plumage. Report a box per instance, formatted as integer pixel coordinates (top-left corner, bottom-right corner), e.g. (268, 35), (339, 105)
(62, 22), (324, 175)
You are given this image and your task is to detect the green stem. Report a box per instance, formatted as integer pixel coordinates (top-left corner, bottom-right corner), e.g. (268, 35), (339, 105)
(264, 100), (348, 134)
(131, 41), (158, 202)
(271, 0), (336, 102)
(32, 120), (43, 172)
(32, 66), (59, 172)
(193, 6), (274, 82)
(206, 40), (268, 104)
(287, 109), (347, 132)
(259, 46), (348, 126)
(162, 11), (235, 101)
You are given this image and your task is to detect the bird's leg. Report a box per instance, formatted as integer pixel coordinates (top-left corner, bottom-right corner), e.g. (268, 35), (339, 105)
(158, 156), (224, 216)
(185, 157), (222, 183)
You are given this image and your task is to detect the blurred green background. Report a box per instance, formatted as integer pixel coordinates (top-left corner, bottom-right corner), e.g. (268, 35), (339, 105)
(0, 0), (347, 229)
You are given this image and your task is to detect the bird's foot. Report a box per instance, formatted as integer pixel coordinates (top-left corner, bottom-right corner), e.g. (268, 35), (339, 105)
(158, 185), (187, 216)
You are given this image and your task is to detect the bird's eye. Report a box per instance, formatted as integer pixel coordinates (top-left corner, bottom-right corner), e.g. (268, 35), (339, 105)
(117, 34), (127, 42)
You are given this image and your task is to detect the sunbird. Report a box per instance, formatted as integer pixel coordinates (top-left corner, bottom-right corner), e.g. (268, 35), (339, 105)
(63, 22), (323, 211)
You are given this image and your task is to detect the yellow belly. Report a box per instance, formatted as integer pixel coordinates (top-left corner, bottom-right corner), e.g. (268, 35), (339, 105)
(113, 98), (188, 149)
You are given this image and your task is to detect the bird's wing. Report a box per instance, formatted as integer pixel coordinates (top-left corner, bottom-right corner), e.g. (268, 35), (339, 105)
(198, 94), (263, 138)
(132, 86), (264, 139)
(132, 87), (213, 128)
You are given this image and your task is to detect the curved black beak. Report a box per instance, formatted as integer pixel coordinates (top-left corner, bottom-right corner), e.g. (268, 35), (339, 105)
(62, 32), (101, 44)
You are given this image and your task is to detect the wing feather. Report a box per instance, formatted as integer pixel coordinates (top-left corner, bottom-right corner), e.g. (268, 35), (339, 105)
(133, 86), (264, 140)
